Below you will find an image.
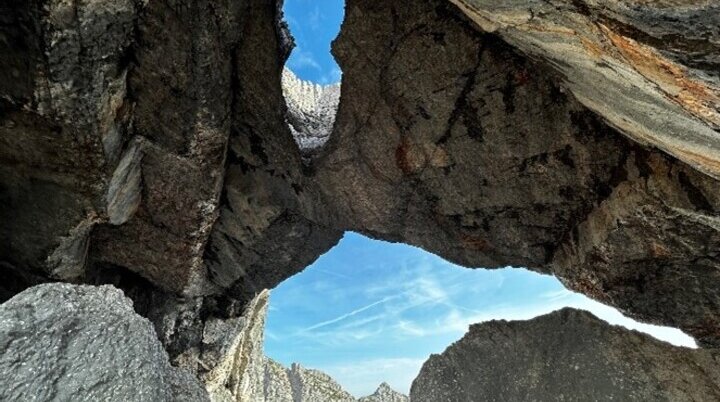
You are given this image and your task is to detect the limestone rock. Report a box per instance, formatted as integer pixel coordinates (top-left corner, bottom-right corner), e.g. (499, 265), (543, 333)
(0, 283), (208, 402)
(202, 289), (361, 402)
(359, 383), (409, 402)
(203, 290), (270, 401)
(1, 0), (340, 366)
(410, 308), (720, 402)
(2, 0), (720, 392)
(284, 363), (357, 402)
(449, 0), (720, 179)
(282, 68), (341, 153)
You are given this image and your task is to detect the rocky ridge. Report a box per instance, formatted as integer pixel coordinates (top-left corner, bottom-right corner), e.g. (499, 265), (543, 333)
(411, 308), (720, 401)
(202, 289), (406, 402)
(359, 383), (410, 402)
(282, 68), (341, 153)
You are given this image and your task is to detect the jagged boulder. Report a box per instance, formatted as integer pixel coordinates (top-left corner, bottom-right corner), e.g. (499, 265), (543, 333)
(0, 283), (209, 402)
(410, 309), (720, 402)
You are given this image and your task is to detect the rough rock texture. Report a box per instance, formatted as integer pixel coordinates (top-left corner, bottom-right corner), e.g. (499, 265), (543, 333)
(282, 363), (357, 402)
(0, 0), (340, 372)
(450, 0), (720, 179)
(202, 289), (364, 402)
(359, 383), (409, 402)
(316, 0), (720, 346)
(2, 0), (720, 396)
(203, 290), (270, 401)
(0, 283), (209, 402)
(282, 68), (341, 153)
(410, 308), (720, 402)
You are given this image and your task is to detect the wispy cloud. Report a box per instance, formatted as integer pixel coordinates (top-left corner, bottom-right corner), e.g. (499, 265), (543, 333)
(288, 47), (321, 71)
(308, 6), (322, 31)
(300, 295), (399, 332)
(265, 233), (697, 399)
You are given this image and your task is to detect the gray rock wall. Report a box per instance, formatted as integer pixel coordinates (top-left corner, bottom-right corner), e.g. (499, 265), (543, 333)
(0, 283), (209, 402)
(316, 0), (720, 347)
(1, 0), (719, 398)
(411, 309), (720, 402)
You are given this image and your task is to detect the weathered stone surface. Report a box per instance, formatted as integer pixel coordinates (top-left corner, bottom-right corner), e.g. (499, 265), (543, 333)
(284, 363), (357, 402)
(1, 0), (720, 395)
(0, 0), (339, 367)
(203, 289), (270, 401)
(410, 308), (720, 402)
(316, 0), (720, 346)
(283, 68), (341, 153)
(359, 383), (409, 402)
(450, 0), (720, 179)
(0, 0), (135, 296)
(201, 289), (363, 402)
(0, 283), (209, 402)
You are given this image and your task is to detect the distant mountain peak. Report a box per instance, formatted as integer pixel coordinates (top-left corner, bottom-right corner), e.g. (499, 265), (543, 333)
(282, 68), (341, 153)
(358, 382), (409, 402)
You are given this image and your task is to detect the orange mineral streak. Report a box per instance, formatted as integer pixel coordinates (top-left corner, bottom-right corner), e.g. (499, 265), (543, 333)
(600, 24), (720, 128)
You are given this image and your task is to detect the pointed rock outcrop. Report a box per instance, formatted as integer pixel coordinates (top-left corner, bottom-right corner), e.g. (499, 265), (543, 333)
(359, 383), (409, 402)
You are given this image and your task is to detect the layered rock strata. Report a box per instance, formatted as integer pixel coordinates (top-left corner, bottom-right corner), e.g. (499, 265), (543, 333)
(411, 308), (720, 401)
(450, 0), (720, 179)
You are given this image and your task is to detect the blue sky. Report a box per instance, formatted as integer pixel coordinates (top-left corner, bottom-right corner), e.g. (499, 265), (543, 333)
(283, 0), (344, 84)
(265, 232), (696, 397)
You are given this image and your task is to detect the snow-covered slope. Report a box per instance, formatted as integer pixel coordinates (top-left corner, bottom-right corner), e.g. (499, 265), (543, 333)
(282, 68), (341, 152)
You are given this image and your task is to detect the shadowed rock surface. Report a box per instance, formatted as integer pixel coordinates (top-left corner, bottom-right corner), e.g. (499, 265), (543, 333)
(318, 0), (720, 347)
(450, 0), (720, 179)
(0, 283), (209, 402)
(410, 309), (720, 402)
(0, 0), (719, 398)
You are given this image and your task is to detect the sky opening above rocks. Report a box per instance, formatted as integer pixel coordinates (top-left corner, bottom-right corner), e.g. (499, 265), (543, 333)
(283, 0), (344, 84)
(265, 232), (696, 397)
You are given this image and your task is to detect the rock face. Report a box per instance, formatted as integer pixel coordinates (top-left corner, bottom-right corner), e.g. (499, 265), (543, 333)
(201, 290), (271, 401)
(0, 0), (341, 373)
(450, 0), (720, 179)
(316, 0), (720, 347)
(1, 0), (720, 397)
(410, 308), (720, 402)
(203, 289), (374, 402)
(281, 363), (357, 402)
(359, 383), (409, 402)
(0, 283), (209, 402)
(282, 68), (341, 153)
